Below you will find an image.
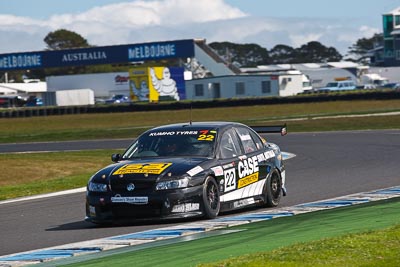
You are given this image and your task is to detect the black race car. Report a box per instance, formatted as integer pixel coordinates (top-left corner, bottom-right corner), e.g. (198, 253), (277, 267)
(85, 121), (287, 224)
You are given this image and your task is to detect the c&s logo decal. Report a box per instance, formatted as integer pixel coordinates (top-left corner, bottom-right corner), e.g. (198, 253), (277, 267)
(113, 163), (172, 175)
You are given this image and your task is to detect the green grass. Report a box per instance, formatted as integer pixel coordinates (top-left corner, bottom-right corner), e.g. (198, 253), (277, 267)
(0, 99), (400, 143)
(0, 149), (122, 200)
(200, 225), (400, 267)
(58, 198), (400, 267)
(0, 173), (89, 200)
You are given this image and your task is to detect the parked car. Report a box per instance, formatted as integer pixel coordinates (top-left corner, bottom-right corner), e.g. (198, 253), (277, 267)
(318, 80), (356, 92)
(105, 94), (130, 104)
(0, 95), (26, 107)
(25, 96), (43, 107)
(381, 82), (400, 90)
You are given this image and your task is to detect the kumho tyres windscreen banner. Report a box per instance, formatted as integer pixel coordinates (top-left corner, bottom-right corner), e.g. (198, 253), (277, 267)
(0, 39), (195, 71)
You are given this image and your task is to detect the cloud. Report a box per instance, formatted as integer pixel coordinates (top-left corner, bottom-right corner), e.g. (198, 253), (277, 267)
(0, 0), (380, 55)
(0, 14), (42, 28)
(47, 0), (246, 28)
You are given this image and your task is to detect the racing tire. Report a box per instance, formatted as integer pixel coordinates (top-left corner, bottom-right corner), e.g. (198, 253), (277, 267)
(264, 170), (282, 207)
(202, 176), (220, 219)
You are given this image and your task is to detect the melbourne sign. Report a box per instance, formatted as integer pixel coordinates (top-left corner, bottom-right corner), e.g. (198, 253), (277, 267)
(0, 39), (195, 71)
(0, 53), (42, 69)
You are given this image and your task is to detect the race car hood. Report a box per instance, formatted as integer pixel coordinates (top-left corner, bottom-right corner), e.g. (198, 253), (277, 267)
(104, 157), (209, 182)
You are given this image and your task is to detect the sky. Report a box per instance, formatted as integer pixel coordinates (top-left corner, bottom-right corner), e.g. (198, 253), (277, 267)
(0, 0), (399, 56)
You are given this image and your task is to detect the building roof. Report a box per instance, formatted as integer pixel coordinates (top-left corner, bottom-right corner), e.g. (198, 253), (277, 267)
(386, 7), (400, 15)
(391, 29), (400, 35)
(0, 86), (17, 95)
(324, 62), (360, 68)
(0, 82), (47, 94)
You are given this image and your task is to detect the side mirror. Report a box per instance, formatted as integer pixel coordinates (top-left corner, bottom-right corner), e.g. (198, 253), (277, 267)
(281, 125), (287, 136)
(111, 153), (121, 163)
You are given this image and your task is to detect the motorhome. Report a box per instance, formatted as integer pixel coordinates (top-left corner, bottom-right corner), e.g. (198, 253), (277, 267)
(360, 73), (388, 88)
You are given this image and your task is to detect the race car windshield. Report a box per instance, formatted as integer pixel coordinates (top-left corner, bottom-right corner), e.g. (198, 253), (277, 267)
(122, 129), (217, 158)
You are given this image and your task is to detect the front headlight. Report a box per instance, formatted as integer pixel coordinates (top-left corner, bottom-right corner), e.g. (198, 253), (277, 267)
(88, 182), (108, 192)
(156, 177), (189, 190)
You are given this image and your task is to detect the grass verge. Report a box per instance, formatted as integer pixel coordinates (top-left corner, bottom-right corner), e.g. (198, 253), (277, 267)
(0, 149), (122, 200)
(57, 198), (400, 267)
(0, 99), (400, 143)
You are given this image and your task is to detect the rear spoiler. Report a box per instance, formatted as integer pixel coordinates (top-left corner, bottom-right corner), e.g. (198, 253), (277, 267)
(250, 124), (287, 136)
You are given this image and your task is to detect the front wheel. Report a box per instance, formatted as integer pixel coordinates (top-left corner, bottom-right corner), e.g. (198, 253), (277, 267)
(264, 170), (282, 207)
(202, 176), (220, 219)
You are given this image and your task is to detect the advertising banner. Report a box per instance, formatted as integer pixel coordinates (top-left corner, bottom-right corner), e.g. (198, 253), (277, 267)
(129, 68), (150, 102)
(129, 66), (186, 102)
(149, 67), (185, 102)
(0, 39), (195, 71)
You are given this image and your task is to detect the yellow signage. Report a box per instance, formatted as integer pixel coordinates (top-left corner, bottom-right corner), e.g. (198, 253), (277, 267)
(129, 66), (181, 102)
(149, 67), (178, 102)
(238, 173), (259, 189)
(113, 163), (172, 175)
(129, 68), (150, 102)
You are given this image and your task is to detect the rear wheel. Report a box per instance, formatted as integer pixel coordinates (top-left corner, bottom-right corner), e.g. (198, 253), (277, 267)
(264, 170), (282, 207)
(202, 176), (220, 218)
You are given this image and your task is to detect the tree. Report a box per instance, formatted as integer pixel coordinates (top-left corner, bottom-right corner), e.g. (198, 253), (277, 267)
(294, 41), (342, 63)
(346, 33), (383, 63)
(269, 44), (296, 64)
(44, 29), (91, 50)
(209, 42), (271, 67)
(40, 29), (92, 76)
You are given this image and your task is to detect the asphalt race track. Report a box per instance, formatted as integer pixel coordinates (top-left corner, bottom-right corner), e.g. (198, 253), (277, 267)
(1, 130), (399, 256)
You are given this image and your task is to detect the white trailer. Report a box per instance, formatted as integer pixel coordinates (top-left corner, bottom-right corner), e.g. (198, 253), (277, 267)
(55, 89), (95, 106)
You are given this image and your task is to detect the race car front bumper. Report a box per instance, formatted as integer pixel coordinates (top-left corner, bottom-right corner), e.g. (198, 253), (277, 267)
(85, 184), (204, 224)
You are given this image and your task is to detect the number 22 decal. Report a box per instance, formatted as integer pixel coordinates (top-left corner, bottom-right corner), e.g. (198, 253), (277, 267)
(198, 130), (216, 141)
(224, 168), (236, 192)
(198, 134), (214, 141)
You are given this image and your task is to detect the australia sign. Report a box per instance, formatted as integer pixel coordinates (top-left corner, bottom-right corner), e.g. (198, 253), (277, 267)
(0, 39), (195, 71)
